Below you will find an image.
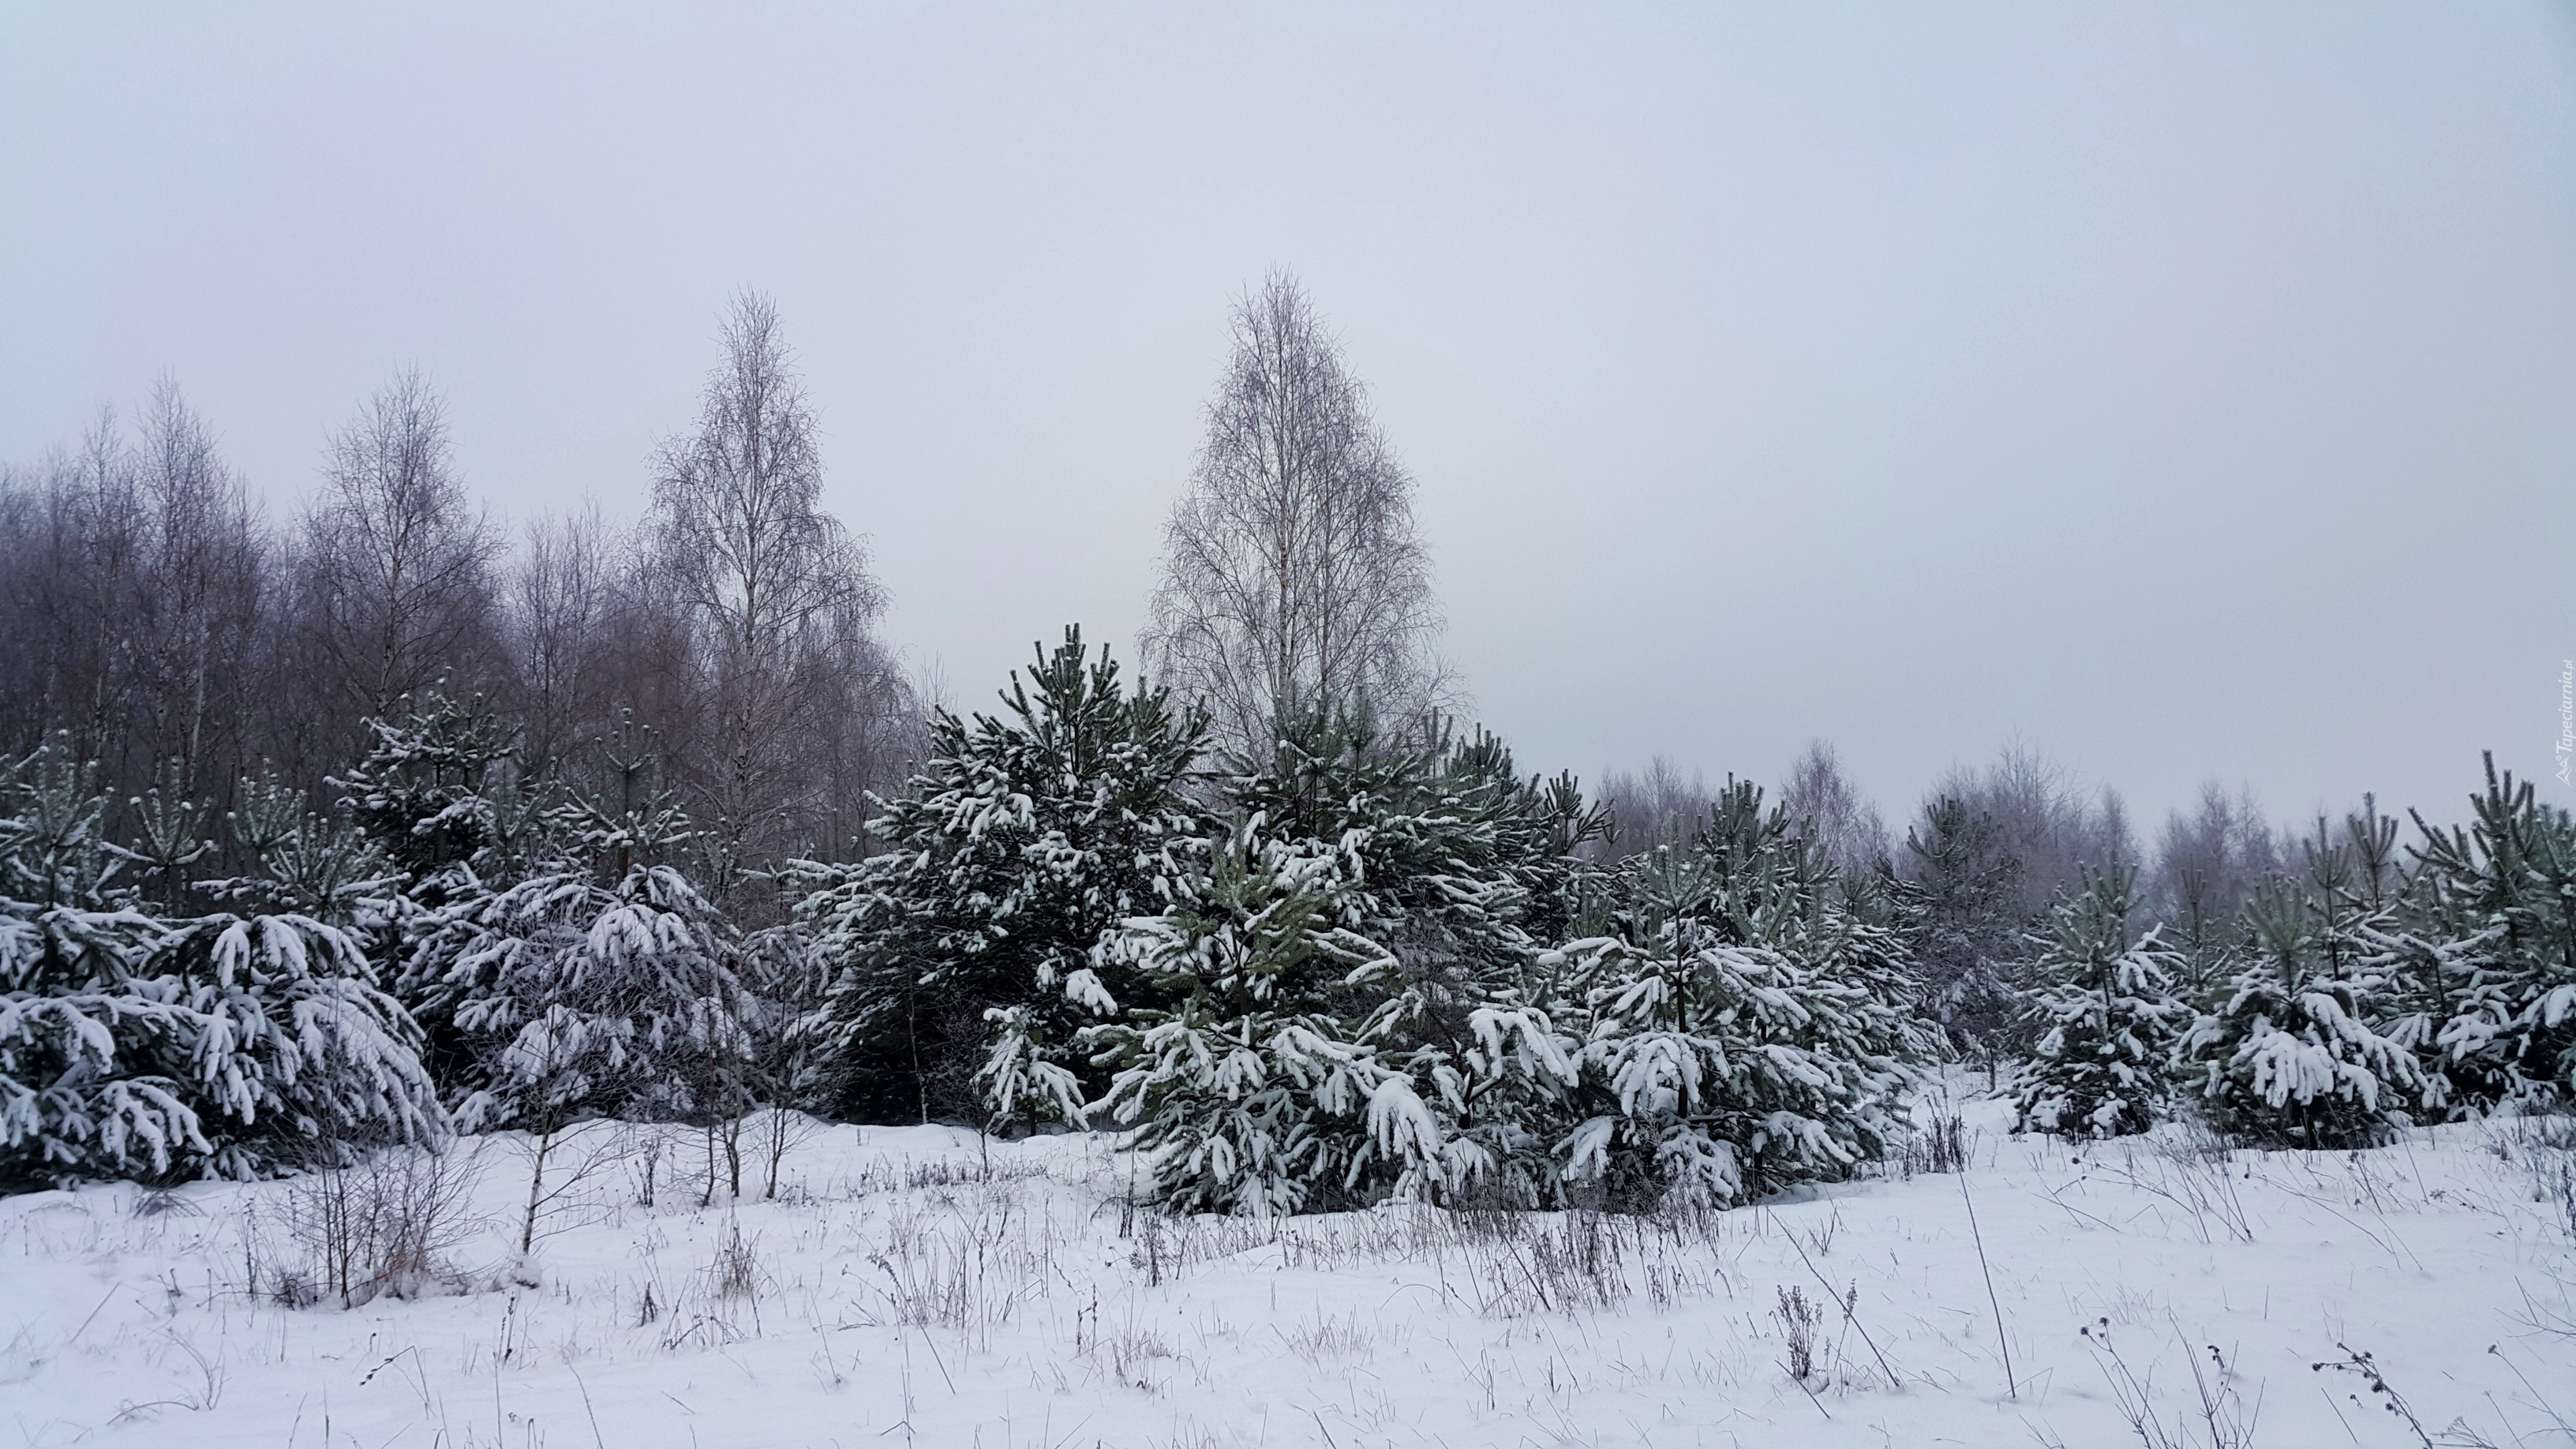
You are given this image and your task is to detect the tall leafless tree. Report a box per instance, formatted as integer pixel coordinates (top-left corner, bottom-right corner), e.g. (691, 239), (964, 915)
(1780, 739), (1892, 878)
(650, 290), (898, 895)
(298, 368), (502, 742)
(1143, 271), (1448, 755)
(507, 503), (619, 780)
(130, 384), (268, 796)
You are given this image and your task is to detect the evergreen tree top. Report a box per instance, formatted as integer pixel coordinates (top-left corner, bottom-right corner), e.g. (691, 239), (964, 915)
(335, 691), (545, 884)
(868, 626), (1211, 853)
(2, 747), (137, 913)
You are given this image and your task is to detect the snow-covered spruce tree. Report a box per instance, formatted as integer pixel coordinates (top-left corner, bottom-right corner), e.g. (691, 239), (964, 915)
(2403, 756), (2576, 1110)
(1084, 818), (1417, 1215)
(1890, 796), (2031, 1081)
(2178, 817), (2428, 1148)
(154, 775), (445, 1178)
(1222, 710), (1599, 1205)
(220, 775), (402, 927)
(1086, 707), (1595, 1213)
(2, 748), (444, 1189)
(2, 748), (202, 1187)
(122, 760), (219, 913)
(798, 627), (1208, 1127)
(403, 736), (743, 1228)
(2012, 865), (2185, 1139)
(350, 694), (556, 1091)
(341, 692), (547, 896)
(1554, 781), (1930, 1209)
(2334, 798), (2462, 1120)
(147, 919), (444, 1180)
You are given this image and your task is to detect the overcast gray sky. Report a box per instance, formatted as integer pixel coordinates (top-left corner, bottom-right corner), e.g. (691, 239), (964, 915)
(5, 4), (2571, 834)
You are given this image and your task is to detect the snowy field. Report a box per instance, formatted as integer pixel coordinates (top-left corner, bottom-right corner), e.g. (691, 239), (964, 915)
(6, 1091), (2574, 1449)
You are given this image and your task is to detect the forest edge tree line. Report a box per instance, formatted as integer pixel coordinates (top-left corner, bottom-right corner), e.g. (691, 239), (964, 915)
(6, 275), (2573, 1211)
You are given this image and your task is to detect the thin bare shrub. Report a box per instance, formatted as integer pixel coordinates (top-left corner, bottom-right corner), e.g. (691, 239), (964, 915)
(2543, 1155), (2576, 1238)
(107, 1327), (227, 1422)
(1098, 1309), (1175, 1391)
(1211, 1196), (1736, 1319)
(2310, 1342), (2515, 1449)
(265, 1147), (485, 1309)
(710, 1219), (763, 1301)
(626, 1125), (668, 1208)
(1774, 1285), (1823, 1380)
(1455, 1209), (1639, 1316)
(511, 1119), (629, 1252)
(1276, 1309), (1372, 1363)
(638, 1225), (775, 1350)
(753, 1106), (826, 1200)
(1900, 1107), (1971, 1177)
(129, 1185), (201, 1219)
(902, 1153), (1047, 1192)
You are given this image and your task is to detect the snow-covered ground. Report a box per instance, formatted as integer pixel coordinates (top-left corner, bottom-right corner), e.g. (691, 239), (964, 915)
(6, 1091), (2574, 1448)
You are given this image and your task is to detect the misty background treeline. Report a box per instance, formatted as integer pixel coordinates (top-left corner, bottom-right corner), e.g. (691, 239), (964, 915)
(5, 275), (2567, 1210)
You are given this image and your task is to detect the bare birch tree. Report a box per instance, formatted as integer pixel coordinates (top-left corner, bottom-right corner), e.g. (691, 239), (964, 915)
(129, 382), (268, 796)
(300, 368), (501, 732)
(1780, 739), (1892, 878)
(650, 290), (894, 894)
(1143, 271), (1447, 754)
(507, 503), (618, 779)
